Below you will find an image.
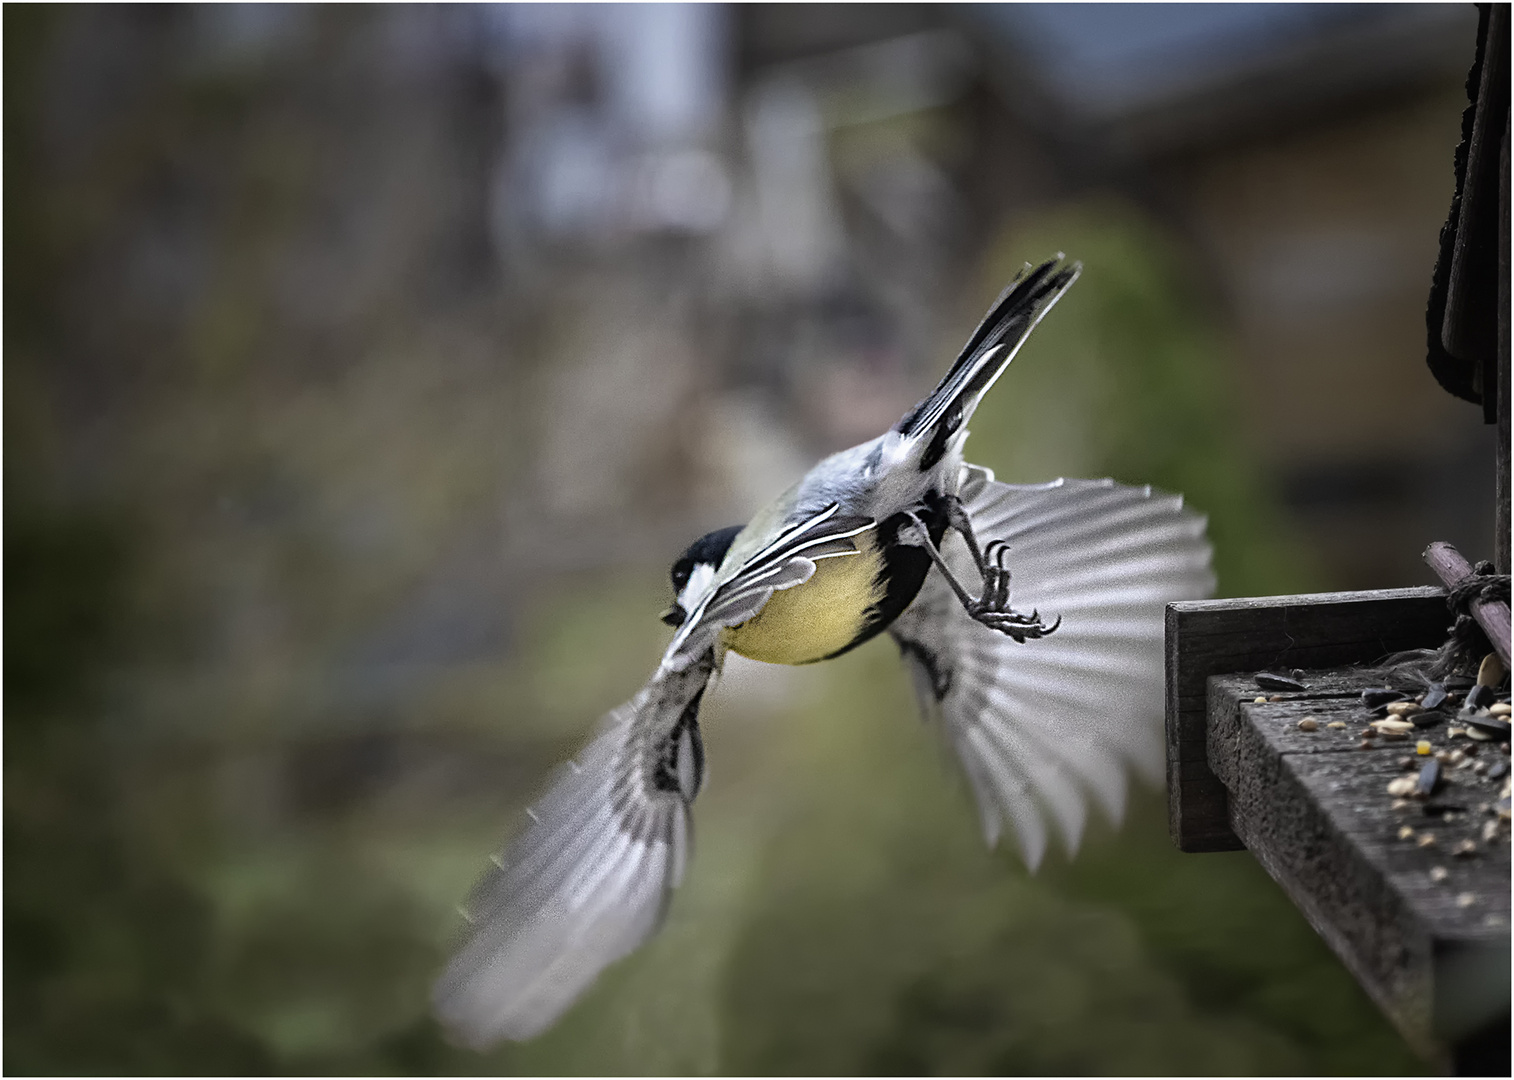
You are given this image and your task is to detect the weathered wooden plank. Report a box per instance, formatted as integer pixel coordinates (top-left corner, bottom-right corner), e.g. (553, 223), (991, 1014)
(1208, 670), (1510, 1072)
(1165, 588), (1449, 852)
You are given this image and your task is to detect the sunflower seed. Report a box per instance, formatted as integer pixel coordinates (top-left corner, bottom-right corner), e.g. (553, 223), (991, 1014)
(1255, 672), (1306, 692)
(1416, 759), (1442, 797)
(1465, 715), (1511, 739)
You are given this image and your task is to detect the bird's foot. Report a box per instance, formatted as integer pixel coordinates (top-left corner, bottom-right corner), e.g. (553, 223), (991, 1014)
(966, 540), (1060, 643)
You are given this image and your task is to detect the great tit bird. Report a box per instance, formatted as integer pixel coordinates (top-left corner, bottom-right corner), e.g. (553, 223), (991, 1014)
(433, 256), (1215, 1047)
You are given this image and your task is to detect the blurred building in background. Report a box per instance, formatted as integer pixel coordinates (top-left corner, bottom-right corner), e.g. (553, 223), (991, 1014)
(6, 4), (1490, 1074)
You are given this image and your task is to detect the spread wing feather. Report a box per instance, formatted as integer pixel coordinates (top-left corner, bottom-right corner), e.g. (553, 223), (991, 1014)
(435, 502), (874, 1047)
(433, 653), (712, 1046)
(890, 476), (1214, 869)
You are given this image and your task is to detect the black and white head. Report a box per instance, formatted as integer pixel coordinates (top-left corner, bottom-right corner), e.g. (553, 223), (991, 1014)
(662, 525), (743, 628)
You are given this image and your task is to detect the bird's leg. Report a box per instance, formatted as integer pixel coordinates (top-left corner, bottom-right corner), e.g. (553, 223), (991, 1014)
(943, 496), (991, 582)
(906, 505), (1060, 643)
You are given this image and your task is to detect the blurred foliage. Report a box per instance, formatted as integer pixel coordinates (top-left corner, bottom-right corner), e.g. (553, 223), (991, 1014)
(6, 7), (1424, 1077)
(965, 201), (1327, 600)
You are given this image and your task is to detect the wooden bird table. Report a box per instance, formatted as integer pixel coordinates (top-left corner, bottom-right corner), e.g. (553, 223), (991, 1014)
(1165, 587), (1511, 1075)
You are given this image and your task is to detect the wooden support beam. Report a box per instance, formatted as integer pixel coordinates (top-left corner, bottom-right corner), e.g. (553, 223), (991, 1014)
(1423, 540), (1512, 670)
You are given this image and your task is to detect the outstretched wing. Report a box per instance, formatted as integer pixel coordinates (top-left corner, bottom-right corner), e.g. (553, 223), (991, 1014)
(890, 474), (1214, 869)
(433, 652), (714, 1047)
(435, 503), (873, 1046)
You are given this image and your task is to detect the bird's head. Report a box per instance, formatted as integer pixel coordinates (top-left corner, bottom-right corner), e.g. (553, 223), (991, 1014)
(662, 524), (743, 627)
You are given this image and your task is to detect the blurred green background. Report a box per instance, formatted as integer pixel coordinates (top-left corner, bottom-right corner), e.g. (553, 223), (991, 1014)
(7, 4), (1493, 1074)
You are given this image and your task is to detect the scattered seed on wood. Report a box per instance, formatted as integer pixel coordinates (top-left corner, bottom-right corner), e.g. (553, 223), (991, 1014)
(1467, 684), (1496, 710)
(1473, 760), (1488, 775)
(1397, 825), (1416, 840)
(1453, 839), (1479, 857)
(1254, 672), (1306, 692)
(1487, 761), (1509, 780)
(1483, 820), (1501, 842)
(1417, 832), (1438, 848)
(1363, 688), (1406, 708)
(1422, 683), (1449, 710)
(1391, 798), (1414, 810)
(1411, 711), (1445, 729)
(1467, 727), (1495, 742)
(1456, 892), (1476, 908)
(1477, 653), (1505, 688)
(1326, 720), (1346, 729)
(1387, 776), (1417, 797)
(1373, 718), (1415, 734)
(1253, 695), (1267, 704)
(1385, 701), (1423, 716)
(1430, 866), (1449, 882)
(1448, 727), (1466, 739)
(1296, 718), (1318, 732)
(1416, 741), (1432, 756)
(1490, 702), (1512, 717)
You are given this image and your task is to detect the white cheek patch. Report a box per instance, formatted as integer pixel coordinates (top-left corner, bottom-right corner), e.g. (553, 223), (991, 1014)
(677, 561), (717, 611)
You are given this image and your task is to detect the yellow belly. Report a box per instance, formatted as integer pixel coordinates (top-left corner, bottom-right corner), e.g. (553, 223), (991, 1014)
(721, 533), (885, 665)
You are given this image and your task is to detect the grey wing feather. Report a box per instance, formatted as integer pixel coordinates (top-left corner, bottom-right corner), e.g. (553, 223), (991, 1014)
(434, 503), (876, 1046)
(432, 652), (714, 1047)
(890, 476), (1214, 870)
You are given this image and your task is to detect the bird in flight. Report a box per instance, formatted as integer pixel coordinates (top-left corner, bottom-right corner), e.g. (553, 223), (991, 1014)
(433, 257), (1215, 1047)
